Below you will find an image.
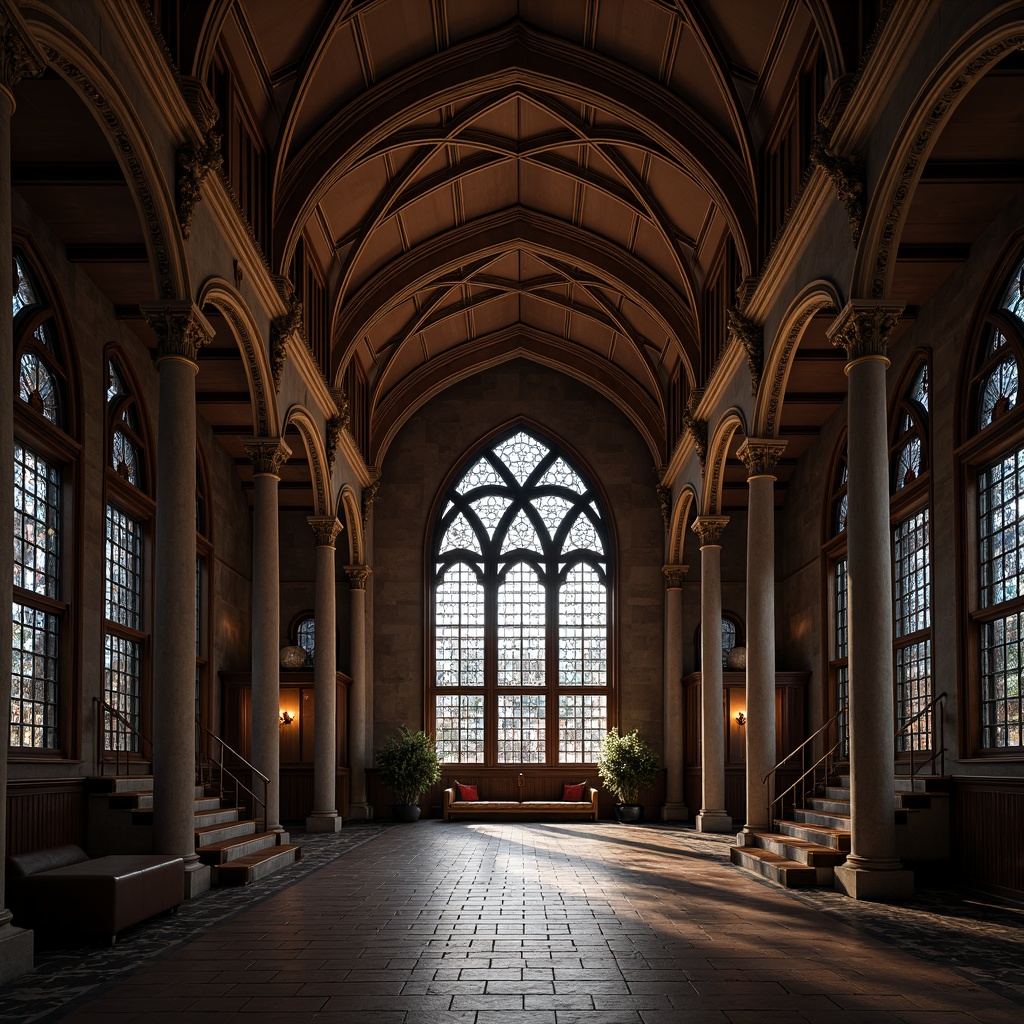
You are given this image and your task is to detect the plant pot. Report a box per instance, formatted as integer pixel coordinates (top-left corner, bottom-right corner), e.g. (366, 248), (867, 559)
(614, 803), (643, 823)
(391, 804), (422, 822)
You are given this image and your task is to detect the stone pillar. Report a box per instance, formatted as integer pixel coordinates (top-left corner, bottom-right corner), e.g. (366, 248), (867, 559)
(244, 438), (291, 834)
(829, 301), (913, 901)
(736, 439), (786, 842)
(143, 303), (213, 898)
(345, 564), (372, 819)
(306, 517), (343, 832)
(692, 516), (732, 833)
(661, 564), (689, 821)
(0, 8), (43, 983)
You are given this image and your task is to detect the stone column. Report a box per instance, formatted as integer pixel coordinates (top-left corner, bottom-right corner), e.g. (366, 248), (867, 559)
(661, 564), (689, 821)
(345, 564), (372, 819)
(143, 304), (213, 898)
(0, 8), (43, 983)
(692, 516), (732, 833)
(244, 438), (292, 834)
(829, 301), (914, 901)
(306, 517), (343, 831)
(736, 439), (787, 841)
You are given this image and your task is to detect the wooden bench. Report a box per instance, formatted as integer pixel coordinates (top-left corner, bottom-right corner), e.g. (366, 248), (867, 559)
(443, 786), (599, 822)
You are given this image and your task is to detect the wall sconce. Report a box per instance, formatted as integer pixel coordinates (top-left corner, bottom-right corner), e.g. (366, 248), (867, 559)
(735, 711), (746, 727)
(279, 710), (294, 726)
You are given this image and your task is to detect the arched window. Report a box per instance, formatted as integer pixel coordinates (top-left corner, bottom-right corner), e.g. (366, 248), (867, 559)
(961, 248), (1024, 754)
(429, 427), (612, 765)
(293, 614), (316, 668)
(10, 249), (77, 754)
(890, 356), (932, 753)
(823, 435), (849, 755)
(693, 613), (745, 669)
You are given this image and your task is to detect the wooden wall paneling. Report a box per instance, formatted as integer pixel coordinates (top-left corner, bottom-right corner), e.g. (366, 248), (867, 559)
(5, 779), (87, 856)
(952, 777), (1024, 897)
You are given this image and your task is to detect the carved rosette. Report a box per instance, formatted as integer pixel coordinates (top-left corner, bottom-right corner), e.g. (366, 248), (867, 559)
(0, 10), (45, 104)
(662, 564), (689, 589)
(345, 564), (372, 590)
(810, 123), (864, 245)
(737, 438), (787, 480)
(176, 134), (223, 240)
(828, 301), (904, 364)
(691, 515), (729, 547)
(142, 303), (213, 365)
(727, 306), (763, 396)
(244, 437), (291, 477)
(308, 515), (343, 549)
(361, 477), (381, 526)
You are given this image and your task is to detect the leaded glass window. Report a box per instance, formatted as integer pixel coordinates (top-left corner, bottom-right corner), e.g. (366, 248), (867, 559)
(106, 356), (146, 490)
(296, 616), (316, 668)
(431, 428), (611, 764)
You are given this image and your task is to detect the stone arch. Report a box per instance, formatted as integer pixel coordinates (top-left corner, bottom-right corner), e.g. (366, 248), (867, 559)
(702, 409), (748, 517)
(282, 405), (332, 517)
(667, 484), (699, 566)
(754, 279), (843, 438)
(853, 11), (1024, 301)
(198, 278), (279, 437)
(337, 484), (365, 566)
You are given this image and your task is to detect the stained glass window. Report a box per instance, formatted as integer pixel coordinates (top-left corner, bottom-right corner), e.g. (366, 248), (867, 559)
(432, 428), (610, 764)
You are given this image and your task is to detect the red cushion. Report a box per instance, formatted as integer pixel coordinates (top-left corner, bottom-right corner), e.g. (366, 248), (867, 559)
(563, 782), (587, 801)
(455, 782), (479, 802)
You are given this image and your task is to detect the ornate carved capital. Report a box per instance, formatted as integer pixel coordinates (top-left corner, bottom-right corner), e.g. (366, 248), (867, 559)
(682, 408), (708, 469)
(727, 305), (763, 396)
(810, 123), (864, 245)
(308, 515), (343, 548)
(691, 515), (729, 547)
(142, 302), (214, 365)
(662, 564), (689, 588)
(361, 476), (381, 526)
(244, 437), (291, 477)
(176, 133), (223, 240)
(270, 283), (303, 392)
(345, 564), (372, 590)
(827, 300), (904, 364)
(0, 9), (45, 106)
(737, 438), (787, 480)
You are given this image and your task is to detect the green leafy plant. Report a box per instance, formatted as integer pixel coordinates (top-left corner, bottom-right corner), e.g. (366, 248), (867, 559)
(375, 726), (442, 805)
(597, 727), (660, 805)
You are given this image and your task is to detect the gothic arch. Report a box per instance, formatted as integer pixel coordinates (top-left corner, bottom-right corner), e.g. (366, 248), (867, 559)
(337, 485), (365, 566)
(702, 409), (747, 517)
(282, 405), (332, 517)
(667, 484), (699, 566)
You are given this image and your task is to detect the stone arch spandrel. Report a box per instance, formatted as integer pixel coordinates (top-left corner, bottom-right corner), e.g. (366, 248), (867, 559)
(668, 484), (698, 565)
(282, 405), (332, 517)
(337, 485), (365, 566)
(702, 410), (747, 517)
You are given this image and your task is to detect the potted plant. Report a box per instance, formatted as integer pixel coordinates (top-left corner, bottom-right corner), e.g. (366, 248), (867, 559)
(375, 726), (442, 822)
(597, 727), (660, 823)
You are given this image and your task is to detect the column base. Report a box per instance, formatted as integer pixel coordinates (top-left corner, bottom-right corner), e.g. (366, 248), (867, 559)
(695, 810), (732, 833)
(660, 802), (689, 822)
(735, 828), (769, 846)
(183, 861), (211, 899)
(834, 862), (914, 902)
(0, 921), (34, 985)
(306, 812), (344, 833)
(348, 802), (374, 821)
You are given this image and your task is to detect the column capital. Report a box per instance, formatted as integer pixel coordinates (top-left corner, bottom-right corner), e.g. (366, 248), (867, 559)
(244, 437), (291, 476)
(737, 438), (787, 480)
(308, 516), (343, 548)
(141, 302), (214, 366)
(827, 300), (904, 365)
(345, 564), (372, 589)
(0, 8), (46, 110)
(692, 515), (729, 546)
(662, 564), (689, 588)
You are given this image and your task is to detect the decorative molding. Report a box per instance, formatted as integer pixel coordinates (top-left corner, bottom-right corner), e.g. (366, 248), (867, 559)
(361, 474), (381, 526)
(176, 134), (223, 240)
(142, 302), (214, 364)
(0, 8), (45, 102)
(179, 75), (218, 134)
(244, 437), (291, 477)
(691, 515), (729, 547)
(662, 564), (689, 588)
(682, 390), (707, 470)
(810, 122), (864, 245)
(308, 515), (343, 548)
(737, 438), (787, 479)
(326, 414), (343, 474)
(333, 386), (351, 432)
(270, 276), (303, 392)
(656, 483), (672, 531)
(828, 300), (904, 362)
(345, 564), (372, 590)
(727, 305), (763, 396)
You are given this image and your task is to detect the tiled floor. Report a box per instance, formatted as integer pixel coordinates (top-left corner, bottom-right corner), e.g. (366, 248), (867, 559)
(3, 820), (1024, 1023)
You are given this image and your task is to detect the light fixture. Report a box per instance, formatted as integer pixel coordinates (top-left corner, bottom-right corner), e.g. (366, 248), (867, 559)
(735, 711), (746, 726)
(280, 710), (294, 725)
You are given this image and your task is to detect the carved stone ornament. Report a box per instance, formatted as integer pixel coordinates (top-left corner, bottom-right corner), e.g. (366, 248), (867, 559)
(176, 133), (223, 240)
(0, 9), (45, 102)
(270, 288), (303, 393)
(737, 438), (787, 480)
(691, 515), (729, 547)
(326, 415), (343, 473)
(142, 303), (213, 364)
(345, 564), (372, 590)
(682, 408), (708, 469)
(308, 515), (343, 548)
(662, 564), (688, 589)
(244, 438), (291, 477)
(828, 301), (904, 364)
(810, 123), (864, 245)
(727, 305), (763, 396)
(179, 75), (219, 135)
(655, 483), (672, 531)
(361, 476), (381, 526)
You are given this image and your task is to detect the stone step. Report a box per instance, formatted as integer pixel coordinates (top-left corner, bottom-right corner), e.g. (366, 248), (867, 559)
(752, 833), (848, 868)
(195, 818), (257, 846)
(807, 797), (851, 814)
(793, 807), (851, 830)
(193, 806), (243, 827)
(776, 819), (852, 852)
(196, 830), (280, 865)
(213, 844), (301, 885)
(823, 786), (850, 800)
(730, 845), (819, 888)
(109, 790), (153, 810)
(193, 796), (225, 812)
(92, 775), (154, 794)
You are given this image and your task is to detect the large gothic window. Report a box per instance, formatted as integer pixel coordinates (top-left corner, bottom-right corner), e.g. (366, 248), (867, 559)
(430, 428), (612, 765)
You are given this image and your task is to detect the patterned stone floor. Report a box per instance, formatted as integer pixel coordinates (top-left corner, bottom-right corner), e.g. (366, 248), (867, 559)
(0, 820), (1022, 1023)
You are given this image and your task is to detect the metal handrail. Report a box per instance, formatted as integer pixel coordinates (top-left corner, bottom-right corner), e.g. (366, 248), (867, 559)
(894, 690), (947, 778)
(762, 703), (847, 785)
(94, 697), (152, 775)
(195, 719), (268, 833)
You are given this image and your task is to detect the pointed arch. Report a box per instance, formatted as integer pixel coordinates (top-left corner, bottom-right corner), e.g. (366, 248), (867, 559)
(337, 485), (365, 566)
(702, 409), (747, 517)
(667, 484), (699, 566)
(282, 405), (332, 516)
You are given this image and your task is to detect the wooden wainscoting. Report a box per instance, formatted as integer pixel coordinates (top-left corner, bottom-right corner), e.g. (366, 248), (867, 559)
(952, 776), (1024, 898)
(5, 778), (87, 856)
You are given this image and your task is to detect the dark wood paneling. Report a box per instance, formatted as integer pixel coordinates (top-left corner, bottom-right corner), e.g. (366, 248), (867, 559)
(6, 779), (86, 855)
(952, 777), (1024, 897)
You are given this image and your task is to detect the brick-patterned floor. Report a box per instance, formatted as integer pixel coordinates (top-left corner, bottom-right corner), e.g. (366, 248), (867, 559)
(7, 820), (1024, 1023)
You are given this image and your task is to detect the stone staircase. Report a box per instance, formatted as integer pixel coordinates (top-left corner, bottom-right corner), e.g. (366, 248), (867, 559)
(88, 775), (301, 885)
(730, 773), (949, 889)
